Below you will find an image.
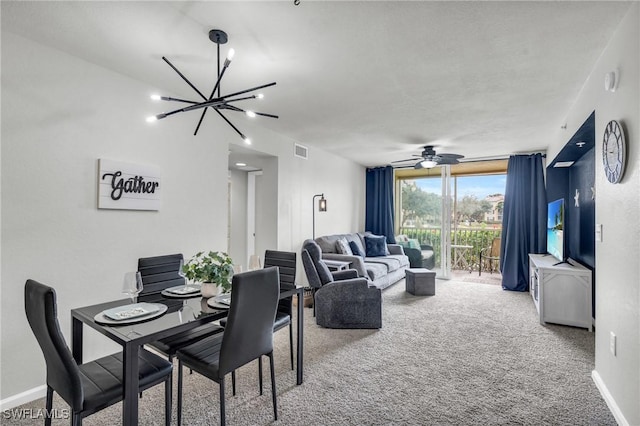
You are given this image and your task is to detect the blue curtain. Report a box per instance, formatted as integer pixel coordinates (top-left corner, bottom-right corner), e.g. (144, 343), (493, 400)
(500, 154), (547, 291)
(365, 166), (396, 244)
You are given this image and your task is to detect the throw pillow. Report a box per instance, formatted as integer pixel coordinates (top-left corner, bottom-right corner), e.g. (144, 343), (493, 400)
(349, 240), (364, 257)
(364, 234), (390, 257)
(335, 238), (353, 255)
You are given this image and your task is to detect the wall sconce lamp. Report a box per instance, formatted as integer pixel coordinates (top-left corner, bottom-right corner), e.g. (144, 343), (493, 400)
(312, 193), (327, 239)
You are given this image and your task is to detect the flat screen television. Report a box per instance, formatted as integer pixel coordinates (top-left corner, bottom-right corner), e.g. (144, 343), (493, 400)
(547, 198), (565, 262)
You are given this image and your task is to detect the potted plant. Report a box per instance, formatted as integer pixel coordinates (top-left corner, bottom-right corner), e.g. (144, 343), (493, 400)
(183, 251), (234, 298)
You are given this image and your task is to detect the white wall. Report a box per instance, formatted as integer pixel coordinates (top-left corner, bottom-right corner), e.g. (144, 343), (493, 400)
(0, 32), (366, 403)
(228, 169), (248, 268)
(546, 5), (639, 425)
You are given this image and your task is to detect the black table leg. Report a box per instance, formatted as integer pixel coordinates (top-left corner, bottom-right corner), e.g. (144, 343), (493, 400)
(122, 342), (140, 425)
(71, 317), (83, 364)
(296, 289), (304, 385)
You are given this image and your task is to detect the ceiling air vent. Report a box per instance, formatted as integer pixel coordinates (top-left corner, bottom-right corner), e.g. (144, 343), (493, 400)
(294, 143), (308, 159)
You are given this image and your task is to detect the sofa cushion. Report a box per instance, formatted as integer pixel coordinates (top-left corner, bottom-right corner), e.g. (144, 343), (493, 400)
(349, 241), (364, 257)
(365, 255), (406, 273)
(364, 235), (389, 257)
(364, 262), (388, 281)
(335, 238), (352, 255)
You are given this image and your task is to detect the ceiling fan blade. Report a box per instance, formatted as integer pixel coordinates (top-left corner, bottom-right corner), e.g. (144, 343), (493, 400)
(391, 156), (422, 163)
(437, 157), (461, 165)
(439, 153), (465, 159)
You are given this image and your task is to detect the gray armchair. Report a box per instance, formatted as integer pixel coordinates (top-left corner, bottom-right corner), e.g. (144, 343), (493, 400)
(301, 239), (382, 329)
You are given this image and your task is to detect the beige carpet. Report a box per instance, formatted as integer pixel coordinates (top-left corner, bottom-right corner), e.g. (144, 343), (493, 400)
(6, 278), (614, 425)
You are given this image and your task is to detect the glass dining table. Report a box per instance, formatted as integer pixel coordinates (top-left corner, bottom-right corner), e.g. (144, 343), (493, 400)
(71, 285), (304, 426)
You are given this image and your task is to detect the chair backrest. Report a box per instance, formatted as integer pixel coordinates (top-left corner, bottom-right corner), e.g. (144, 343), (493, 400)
(24, 280), (83, 410)
(264, 250), (296, 315)
(490, 237), (501, 258)
(264, 250), (296, 289)
(301, 239), (333, 285)
(218, 267), (280, 376)
(138, 254), (184, 303)
(301, 250), (322, 289)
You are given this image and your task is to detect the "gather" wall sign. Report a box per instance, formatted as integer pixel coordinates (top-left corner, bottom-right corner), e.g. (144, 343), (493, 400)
(98, 159), (161, 211)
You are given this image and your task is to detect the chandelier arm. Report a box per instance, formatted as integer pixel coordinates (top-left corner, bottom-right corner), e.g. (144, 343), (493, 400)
(253, 111), (279, 119)
(160, 96), (200, 104)
(222, 82), (277, 100)
(214, 109), (247, 140)
(222, 95), (257, 103)
(162, 56), (207, 100)
(224, 104), (279, 119)
(193, 109), (208, 136)
(207, 63), (231, 104)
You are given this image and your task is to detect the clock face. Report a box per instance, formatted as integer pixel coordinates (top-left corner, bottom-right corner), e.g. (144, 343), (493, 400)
(602, 120), (626, 184)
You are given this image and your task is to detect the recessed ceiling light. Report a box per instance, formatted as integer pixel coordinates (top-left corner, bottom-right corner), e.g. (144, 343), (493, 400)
(235, 162), (247, 167)
(554, 161), (574, 168)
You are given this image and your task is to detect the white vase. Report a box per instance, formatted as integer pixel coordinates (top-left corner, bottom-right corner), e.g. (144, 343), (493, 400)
(201, 282), (220, 298)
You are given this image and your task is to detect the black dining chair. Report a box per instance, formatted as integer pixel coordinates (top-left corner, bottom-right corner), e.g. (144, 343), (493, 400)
(176, 267), (280, 426)
(220, 250), (296, 371)
(24, 279), (173, 426)
(263, 250), (296, 370)
(138, 254), (224, 362)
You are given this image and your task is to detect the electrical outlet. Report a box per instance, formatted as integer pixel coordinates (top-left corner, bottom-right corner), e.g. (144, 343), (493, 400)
(610, 332), (617, 356)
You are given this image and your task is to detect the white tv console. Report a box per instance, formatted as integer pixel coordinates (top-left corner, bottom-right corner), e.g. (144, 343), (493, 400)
(528, 254), (593, 331)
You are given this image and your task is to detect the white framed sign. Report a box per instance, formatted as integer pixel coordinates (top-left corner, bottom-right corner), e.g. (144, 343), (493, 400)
(98, 159), (161, 210)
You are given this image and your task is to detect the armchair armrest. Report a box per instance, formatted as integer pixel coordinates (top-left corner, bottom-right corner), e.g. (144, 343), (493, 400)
(387, 244), (404, 255)
(321, 253), (367, 277)
(317, 277), (373, 297)
(332, 269), (359, 280)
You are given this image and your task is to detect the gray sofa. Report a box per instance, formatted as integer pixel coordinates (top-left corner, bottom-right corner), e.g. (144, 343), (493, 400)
(315, 232), (409, 290)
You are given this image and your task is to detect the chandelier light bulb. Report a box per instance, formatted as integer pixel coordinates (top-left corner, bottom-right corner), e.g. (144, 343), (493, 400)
(256, 93), (264, 99)
(150, 94), (161, 101)
(246, 110), (256, 118)
(243, 137), (252, 145)
(227, 48), (235, 61)
(146, 115), (158, 123)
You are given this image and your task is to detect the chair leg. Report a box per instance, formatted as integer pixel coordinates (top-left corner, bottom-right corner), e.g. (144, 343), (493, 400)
(258, 356), (263, 395)
(45, 386), (53, 426)
(312, 288), (316, 317)
(219, 378), (226, 426)
(269, 352), (278, 421)
(289, 323), (294, 370)
(177, 360), (184, 426)
(165, 371), (172, 426)
(231, 370), (236, 396)
(71, 412), (81, 426)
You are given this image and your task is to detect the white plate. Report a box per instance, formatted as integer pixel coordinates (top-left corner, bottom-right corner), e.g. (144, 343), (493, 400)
(166, 285), (201, 295)
(102, 302), (160, 321)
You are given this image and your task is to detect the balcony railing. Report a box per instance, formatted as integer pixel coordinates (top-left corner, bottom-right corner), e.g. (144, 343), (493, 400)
(398, 226), (502, 270)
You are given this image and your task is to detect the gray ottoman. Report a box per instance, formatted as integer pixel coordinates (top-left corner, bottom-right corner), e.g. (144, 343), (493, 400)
(405, 268), (436, 296)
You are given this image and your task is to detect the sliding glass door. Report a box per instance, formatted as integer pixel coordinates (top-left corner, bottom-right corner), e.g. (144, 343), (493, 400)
(395, 166), (452, 278)
(395, 160), (508, 279)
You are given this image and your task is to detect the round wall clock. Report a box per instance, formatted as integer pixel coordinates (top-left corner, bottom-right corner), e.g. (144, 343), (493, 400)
(602, 120), (626, 184)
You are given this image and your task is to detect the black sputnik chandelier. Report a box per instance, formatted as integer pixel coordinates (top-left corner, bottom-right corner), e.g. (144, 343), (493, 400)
(147, 29), (278, 144)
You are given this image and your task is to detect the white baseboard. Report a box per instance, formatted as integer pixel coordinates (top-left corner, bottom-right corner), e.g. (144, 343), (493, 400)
(0, 385), (47, 411)
(592, 369), (628, 426)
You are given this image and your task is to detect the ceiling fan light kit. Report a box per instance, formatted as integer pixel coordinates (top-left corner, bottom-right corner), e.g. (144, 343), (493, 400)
(392, 145), (464, 169)
(147, 29), (278, 142)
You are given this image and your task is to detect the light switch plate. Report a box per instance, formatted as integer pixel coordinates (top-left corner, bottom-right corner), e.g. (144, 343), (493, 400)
(595, 224), (603, 242)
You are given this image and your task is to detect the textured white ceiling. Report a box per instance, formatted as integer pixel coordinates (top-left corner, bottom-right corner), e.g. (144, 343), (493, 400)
(2, 1), (631, 167)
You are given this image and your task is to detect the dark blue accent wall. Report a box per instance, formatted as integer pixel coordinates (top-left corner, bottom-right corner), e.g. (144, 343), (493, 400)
(545, 112), (596, 318)
(568, 148), (595, 268)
